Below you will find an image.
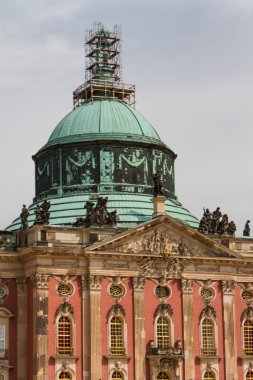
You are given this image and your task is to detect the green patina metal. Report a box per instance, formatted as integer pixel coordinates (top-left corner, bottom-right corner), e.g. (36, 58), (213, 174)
(43, 100), (164, 150)
(5, 25), (200, 232)
(6, 193), (199, 231)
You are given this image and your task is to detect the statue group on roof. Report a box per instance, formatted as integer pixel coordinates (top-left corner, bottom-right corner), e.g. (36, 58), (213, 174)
(74, 197), (117, 228)
(34, 200), (51, 225)
(199, 207), (236, 236)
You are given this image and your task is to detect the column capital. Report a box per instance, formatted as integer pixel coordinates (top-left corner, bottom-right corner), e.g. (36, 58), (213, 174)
(133, 276), (146, 291)
(221, 280), (236, 295)
(31, 273), (51, 290)
(181, 279), (194, 294)
(16, 276), (27, 292)
(89, 275), (102, 290)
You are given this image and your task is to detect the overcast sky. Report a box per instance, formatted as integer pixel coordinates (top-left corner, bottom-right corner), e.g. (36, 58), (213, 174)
(1, 0), (253, 234)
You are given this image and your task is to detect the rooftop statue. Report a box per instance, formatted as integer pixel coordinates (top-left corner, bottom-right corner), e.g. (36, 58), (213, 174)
(199, 207), (236, 236)
(34, 200), (51, 225)
(20, 204), (29, 230)
(153, 170), (164, 197)
(74, 197), (117, 228)
(243, 220), (251, 236)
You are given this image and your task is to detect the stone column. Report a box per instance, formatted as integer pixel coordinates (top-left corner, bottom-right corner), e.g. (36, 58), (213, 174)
(81, 275), (90, 380)
(89, 275), (102, 380)
(32, 274), (50, 380)
(221, 280), (237, 380)
(133, 276), (146, 380)
(16, 277), (27, 380)
(181, 279), (194, 380)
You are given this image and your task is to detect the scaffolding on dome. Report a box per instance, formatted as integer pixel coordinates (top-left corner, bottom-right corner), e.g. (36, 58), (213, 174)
(73, 23), (135, 108)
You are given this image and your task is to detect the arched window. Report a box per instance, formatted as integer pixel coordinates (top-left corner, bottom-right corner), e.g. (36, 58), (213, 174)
(203, 371), (215, 380)
(112, 371), (124, 380)
(244, 320), (253, 355)
(201, 318), (216, 355)
(0, 374), (4, 380)
(246, 371), (253, 380)
(110, 316), (125, 355)
(59, 372), (71, 379)
(156, 316), (170, 349)
(57, 316), (72, 355)
(157, 372), (170, 380)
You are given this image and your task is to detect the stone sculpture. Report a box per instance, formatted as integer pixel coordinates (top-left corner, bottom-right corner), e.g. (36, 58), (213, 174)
(20, 204), (29, 230)
(243, 220), (251, 237)
(34, 200), (51, 225)
(73, 197), (117, 228)
(153, 170), (164, 197)
(199, 207), (236, 236)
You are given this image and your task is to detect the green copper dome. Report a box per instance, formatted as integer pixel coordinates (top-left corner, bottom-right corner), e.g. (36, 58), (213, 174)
(44, 100), (166, 149)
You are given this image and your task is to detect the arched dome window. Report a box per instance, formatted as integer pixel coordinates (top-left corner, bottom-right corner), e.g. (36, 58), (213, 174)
(111, 371), (124, 380)
(156, 316), (171, 349)
(157, 372), (170, 379)
(244, 320), (253, 355)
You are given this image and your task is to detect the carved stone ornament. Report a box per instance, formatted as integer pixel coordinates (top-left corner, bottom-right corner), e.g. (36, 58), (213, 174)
(61, 361), (70, 371)
(138, 256), (188, 278)
(115, 229), (194, 256)
(241, 306), (253, 323)
(32, 274), (50, 289)
(221, 280), (236, 295)
(107, 303), (126, 319)
(206, 362), (213, 372)
(160, 358), (173, 370)
(34, 200), (51, 225)
(16, 276), (26, 292)
(55, 301), (75, 321)
(73, 196), (117, 228)
(81, 274), (90, 290)
(200, 305), (217, 321)
(133, 276), (145, 291)
(154, 303), (173, 318)
(181, 279), (194, 294)
(89, 275), (102, 290)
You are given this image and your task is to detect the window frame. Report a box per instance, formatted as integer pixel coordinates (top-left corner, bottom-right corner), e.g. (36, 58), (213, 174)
(154, 315), (173, 350)
(199, 315), (217, 356)
(55, 312), (75, 357)
(243, 319), (253, 356)
(108, 315), (126, 356)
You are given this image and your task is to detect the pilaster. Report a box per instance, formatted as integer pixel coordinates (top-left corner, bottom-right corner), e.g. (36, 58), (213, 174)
(133, 276), (146, 380)
(181, 279), (194, 380)
(221, 280), (237, 380)
(32, 273), (50, 380)
(89, 275), (102, 380)
(16, 277), (27, 380)
(81, 275), (90, 380)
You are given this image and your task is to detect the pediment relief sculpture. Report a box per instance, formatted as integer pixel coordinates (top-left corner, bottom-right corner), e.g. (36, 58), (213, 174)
(114, 229), (196, 256)
(138, 256), (188, 278)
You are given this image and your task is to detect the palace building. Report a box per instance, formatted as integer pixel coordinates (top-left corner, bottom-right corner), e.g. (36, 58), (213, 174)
(1, 23), (253, 380)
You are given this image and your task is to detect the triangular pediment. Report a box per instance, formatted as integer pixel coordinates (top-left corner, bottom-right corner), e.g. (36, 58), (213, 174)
(88, 214), (240, 259)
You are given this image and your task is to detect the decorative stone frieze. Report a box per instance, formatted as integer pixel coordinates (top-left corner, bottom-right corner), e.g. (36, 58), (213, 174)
(181, 279), (194, 294)
(138, 256), (188, 277)
(133, 276), (145, 291)
(221, 280), (236, 295)
(32, 273), (50, 289)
